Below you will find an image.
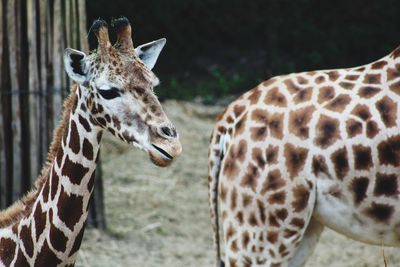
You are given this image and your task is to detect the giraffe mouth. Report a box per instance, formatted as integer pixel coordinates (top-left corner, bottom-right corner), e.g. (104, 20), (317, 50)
(151, 144), (173, 160)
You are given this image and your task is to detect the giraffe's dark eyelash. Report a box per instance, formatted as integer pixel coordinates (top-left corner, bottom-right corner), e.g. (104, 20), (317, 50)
(98, 87), (121, 99)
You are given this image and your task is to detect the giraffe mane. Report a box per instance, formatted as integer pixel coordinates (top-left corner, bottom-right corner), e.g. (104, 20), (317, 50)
(0, 85), (78, 228)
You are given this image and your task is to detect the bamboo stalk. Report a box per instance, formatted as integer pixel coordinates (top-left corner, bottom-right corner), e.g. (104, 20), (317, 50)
(52, 0), (62, 128)
(45, 1), (53, 147)
(27, 0), (40, 182)
(78, 0), (88, 53)
(7, 0), (22, 199)
(38, 0), (48, 164)
(71, 0), (77, 48)
(0, 0), (4, 208)
(1, 0), (13, 206)
(18, 0), (32, 194)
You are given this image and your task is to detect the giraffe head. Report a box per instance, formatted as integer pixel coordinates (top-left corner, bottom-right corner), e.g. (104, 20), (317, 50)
(63, 18), (181, 167)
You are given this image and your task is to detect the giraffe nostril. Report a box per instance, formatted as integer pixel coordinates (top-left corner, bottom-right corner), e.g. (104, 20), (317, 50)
(161, 126), (176, 138)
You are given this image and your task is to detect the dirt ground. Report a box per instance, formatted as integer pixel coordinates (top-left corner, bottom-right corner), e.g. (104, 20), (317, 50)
(75, 101), (400, 267)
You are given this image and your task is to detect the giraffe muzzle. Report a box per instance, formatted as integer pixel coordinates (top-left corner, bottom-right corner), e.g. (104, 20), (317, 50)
(152, 144), (173, 160)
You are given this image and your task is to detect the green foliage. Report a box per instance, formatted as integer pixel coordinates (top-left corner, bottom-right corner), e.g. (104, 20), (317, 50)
(157, 70), (254, 105)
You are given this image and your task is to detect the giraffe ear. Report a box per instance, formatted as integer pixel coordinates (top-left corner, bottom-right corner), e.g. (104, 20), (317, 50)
(64, 48), (89, 84)
(135, 38), (166, 70)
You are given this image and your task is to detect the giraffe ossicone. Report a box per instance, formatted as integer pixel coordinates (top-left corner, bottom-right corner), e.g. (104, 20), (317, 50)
(0, 17), (181, 266)
(209, 46), (400, 267)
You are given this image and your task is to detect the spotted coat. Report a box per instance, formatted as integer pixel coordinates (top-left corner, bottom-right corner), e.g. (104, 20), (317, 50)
(209, 46), (400, 267)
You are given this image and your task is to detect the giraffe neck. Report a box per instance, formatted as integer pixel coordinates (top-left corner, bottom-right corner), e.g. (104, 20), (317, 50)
(0, 85), (103, 266)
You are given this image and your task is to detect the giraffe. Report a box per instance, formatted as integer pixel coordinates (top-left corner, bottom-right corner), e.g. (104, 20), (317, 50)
(208, 45), (400, 267)
(0, 17), (181, 267)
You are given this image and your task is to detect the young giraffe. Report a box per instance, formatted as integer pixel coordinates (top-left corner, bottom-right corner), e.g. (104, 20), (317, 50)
(0, 17), (181, 266)
(209, 46), (400, 267)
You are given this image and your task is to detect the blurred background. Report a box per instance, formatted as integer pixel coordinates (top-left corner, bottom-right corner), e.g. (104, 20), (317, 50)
(2, 0), (400, 266)
(88, 0), (400, 103)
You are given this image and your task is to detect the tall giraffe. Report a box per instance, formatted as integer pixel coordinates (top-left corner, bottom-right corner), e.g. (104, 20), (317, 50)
(208, 46), (400, 267)
(0, 17), (181, 266)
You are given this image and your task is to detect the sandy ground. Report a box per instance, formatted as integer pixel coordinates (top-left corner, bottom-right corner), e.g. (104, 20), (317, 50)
(75, 101), (400, 267)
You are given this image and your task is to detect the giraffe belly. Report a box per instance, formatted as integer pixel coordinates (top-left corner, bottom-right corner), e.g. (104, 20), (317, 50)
(313, 179), (400, 247)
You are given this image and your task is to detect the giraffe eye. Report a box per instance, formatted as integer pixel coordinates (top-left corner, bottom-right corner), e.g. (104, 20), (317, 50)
(98, 87), (121, 100)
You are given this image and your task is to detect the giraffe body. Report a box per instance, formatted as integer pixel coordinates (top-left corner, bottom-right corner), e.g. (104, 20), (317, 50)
(209, 47), (400, 267)
(0, 18), (181, 266)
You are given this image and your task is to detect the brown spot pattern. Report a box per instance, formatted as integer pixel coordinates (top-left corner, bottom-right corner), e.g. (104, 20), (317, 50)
(350, 177), (369, 205)
(268, 191), (286, 205)
(312, 155), (329, 177)
(377, 135), (400, 167)
(57, 187), (84, 231)
(325, 94), (351, 112)
(252, 148), (265, 168)
(345, 74), (360, 81)
(331, 147), (349, 180)
(292, 185), (310, 212)
(230, 187), (238, 210)
(315, 75), (326, 84)
(34, 204), (47, 241)
(346, 119), (363, 138)
(233, 105), (246, 118)
(284, 79), (301, 94)
(359, 86), (381, 98)
(374, 173), (398, 197)
(61, 155), (89, 185)
(234, 112), (248, 136)
(69, 120), (80, 154)
(364, 202), (394, 223)
(268, 113), (284, 139)
(266, 145), (279, 164)
(257, 200), (266, 223)
(20, 224), (34, 257)
(267, 231), (278, 243)
(247, 88), (261, 105)
(364, 73), (381, 84)
(49, 221), (68, 252)
(82, 138), (94, 160)
(387, 65), (400, 80)
(242, 193), (253, 207)
(78, 115), (91, 132)
(240, 163), (259, 192)
(318, 86), (335, 104)
(366, 120), (380, 139)
(314, 115), (340, 148)
(251, 108), (268, 124)
(261, 169), (286, 194)
(284, 143), (308, 179)
(376, 96), (397, 127)
(371, 60), (387, 69)
(293, 88), (313, 103)
(327, 71), (339, 81)
(34, 240), (62, 266)
(0, 238), (17, 266)
(353, 145), (373, 170)
(351, 104), (371, 121)
(288, 106), (315, 139)
(250, 126), (268, 141)
(389, 80), (400, 95)
(264, 87), (287, 107)
(339, 82), (355, 90)
(242, 231), (250, 249)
